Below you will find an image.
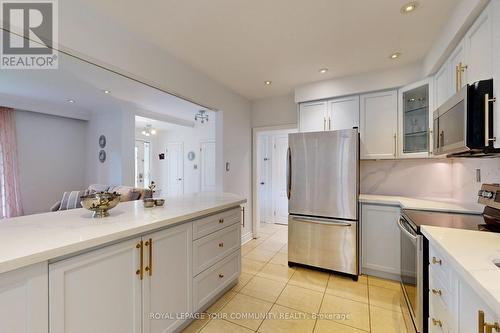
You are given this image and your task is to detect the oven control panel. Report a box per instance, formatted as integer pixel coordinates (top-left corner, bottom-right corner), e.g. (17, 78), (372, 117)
(478, 183), (500, 208)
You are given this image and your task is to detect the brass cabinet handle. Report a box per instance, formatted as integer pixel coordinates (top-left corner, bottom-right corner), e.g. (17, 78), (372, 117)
(145, 238), (153, 277)
(432, 318), (443, 327)
(484, 94), (497, 146)
(218, 242), (224, 248)
(432, 288), (442, 296)
(432, 257), (442, 265)
(456, 64), (460, 92)
(218, 273), (224, 278)
(219, 218), (224, 224)
(136, 240), (144, 280)
(323, 117), (326, 131)
(459, 62), (468, 90)
(479, 310), (500, 333)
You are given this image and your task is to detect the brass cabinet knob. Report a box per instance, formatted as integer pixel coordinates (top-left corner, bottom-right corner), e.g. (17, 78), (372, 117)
(432, 318), (442, 327)
(218, 242), (224, 248)
(218, 273), (224, 278)
(432, 257), (442, 265)
(432, 288), (442, 296)
(219, 218), (224, 224)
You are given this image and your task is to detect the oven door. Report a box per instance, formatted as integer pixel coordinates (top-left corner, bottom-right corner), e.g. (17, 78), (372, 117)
(398, 216), (423, 333)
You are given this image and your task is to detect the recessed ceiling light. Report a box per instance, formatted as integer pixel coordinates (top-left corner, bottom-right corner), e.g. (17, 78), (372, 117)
(264, 80), (272, 85)
(401, 1), (419, 14)
(319, 68), (328, 74)
(103, 90), (111, 94)
(67, 99), (75, 103)
(389, 52), (402, 59)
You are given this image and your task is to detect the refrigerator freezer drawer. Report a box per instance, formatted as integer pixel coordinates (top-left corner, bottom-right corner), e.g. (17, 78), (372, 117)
(288, 215), (358, 275)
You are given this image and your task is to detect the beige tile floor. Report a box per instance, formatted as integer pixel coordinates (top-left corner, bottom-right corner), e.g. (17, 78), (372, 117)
(183, 223), (408, 333)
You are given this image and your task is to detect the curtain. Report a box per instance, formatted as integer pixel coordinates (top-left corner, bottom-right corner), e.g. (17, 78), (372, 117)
(0, 107), (23, 218)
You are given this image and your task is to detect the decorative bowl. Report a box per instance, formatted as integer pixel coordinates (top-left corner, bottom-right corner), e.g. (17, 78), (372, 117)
(143, 198), (155, 208)
(154, 199), (165, 207)
(81, 192), (121, 218)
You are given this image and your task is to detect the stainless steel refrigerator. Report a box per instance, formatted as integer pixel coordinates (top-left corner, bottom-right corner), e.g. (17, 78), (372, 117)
(287, 129), (359, 277)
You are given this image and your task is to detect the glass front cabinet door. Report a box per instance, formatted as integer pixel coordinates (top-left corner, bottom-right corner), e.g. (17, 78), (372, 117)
(398, 78), (434, 158)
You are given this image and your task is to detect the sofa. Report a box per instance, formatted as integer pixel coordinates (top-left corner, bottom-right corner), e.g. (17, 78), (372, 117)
(51, 184), (152, 212)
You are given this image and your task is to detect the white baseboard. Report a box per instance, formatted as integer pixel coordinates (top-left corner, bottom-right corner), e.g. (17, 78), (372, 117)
(241, 231), (253, 245)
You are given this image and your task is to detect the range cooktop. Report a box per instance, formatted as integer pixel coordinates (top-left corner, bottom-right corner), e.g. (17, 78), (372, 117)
(401, 209), (500, 232)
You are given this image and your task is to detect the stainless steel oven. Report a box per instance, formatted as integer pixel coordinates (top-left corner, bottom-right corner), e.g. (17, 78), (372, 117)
(398, 215), (424, 333)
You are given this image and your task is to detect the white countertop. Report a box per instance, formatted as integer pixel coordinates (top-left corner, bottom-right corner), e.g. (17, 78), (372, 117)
(0, 192), (246, 275)
(422, 226), (500, 316)
(359, 194), (483, 214)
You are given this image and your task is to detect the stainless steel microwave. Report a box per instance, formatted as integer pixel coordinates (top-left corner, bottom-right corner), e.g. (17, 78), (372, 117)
(433, 79), (497, 156)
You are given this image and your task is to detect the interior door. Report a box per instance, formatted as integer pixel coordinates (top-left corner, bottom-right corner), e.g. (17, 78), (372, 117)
(272, 135), (289, 225)
(135, 140), (145, 188)
(200, 141), (216, 192)
(258, 135), (271, 223)
(166, 143), (184, 196)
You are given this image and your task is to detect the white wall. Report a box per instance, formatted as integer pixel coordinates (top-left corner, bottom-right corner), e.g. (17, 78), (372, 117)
(154, 119), (216, 195)
(86, 109), (135, 186)
(59, 1), (252, 239)
(294, 64), (422, 103)
(251, 94), (297, 128)
(15, 110), (88, 215)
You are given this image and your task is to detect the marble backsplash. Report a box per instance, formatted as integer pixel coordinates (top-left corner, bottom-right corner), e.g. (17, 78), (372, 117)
(360, 158), (500, 204)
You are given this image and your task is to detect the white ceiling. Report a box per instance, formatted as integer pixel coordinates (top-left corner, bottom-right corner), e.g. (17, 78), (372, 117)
(79, 0), (457, 100)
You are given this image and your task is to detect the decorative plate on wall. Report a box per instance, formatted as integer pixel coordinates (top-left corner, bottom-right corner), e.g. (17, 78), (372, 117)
(99, 150), (106, 163)
(187, 151), (196, 161)
(99, 135), (106, 148)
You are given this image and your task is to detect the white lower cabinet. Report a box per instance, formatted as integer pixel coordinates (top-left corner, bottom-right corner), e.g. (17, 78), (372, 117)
(143, 223), (192, 333)
(361, 203), (401, 278)
(49, 223), (193, 333)
(0, 262), (48, 333)
(428, 243), (500, 333)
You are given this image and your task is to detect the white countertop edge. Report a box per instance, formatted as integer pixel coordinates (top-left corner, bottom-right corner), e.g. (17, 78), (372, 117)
(359, 194), (482, 214)
(421, 226), (500, 316)
(0, 197), (246, 275)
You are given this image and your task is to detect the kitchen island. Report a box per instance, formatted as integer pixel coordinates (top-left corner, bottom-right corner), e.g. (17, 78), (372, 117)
(422, 226), (500, 332)
(0, 192), (246, 333)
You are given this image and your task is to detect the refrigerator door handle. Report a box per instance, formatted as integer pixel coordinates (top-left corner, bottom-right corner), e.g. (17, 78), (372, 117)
(286, 147), (291, 199)
(290, 216), (352, 227)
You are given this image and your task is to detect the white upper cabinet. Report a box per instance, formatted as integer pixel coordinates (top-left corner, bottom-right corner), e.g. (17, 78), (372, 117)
(449, 40), (467, 95)
(328, 96), (360, 130)
(434, 61), (451, 109)
(298, 100), (328, 132)
(464, 3), (493, 85)
(299, 96), (359, 132)
(360, 90), (398, 160)
(398, 78), (434, 158)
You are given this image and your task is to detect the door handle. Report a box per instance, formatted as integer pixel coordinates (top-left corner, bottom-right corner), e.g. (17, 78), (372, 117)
(145, 238), (153, 277)
(136, 240), (144, 280)
(393, 133), (397, 157)
(286, 148), (292, 200)
(291, 216), (352, 227)
(484, 94), (497, 146)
